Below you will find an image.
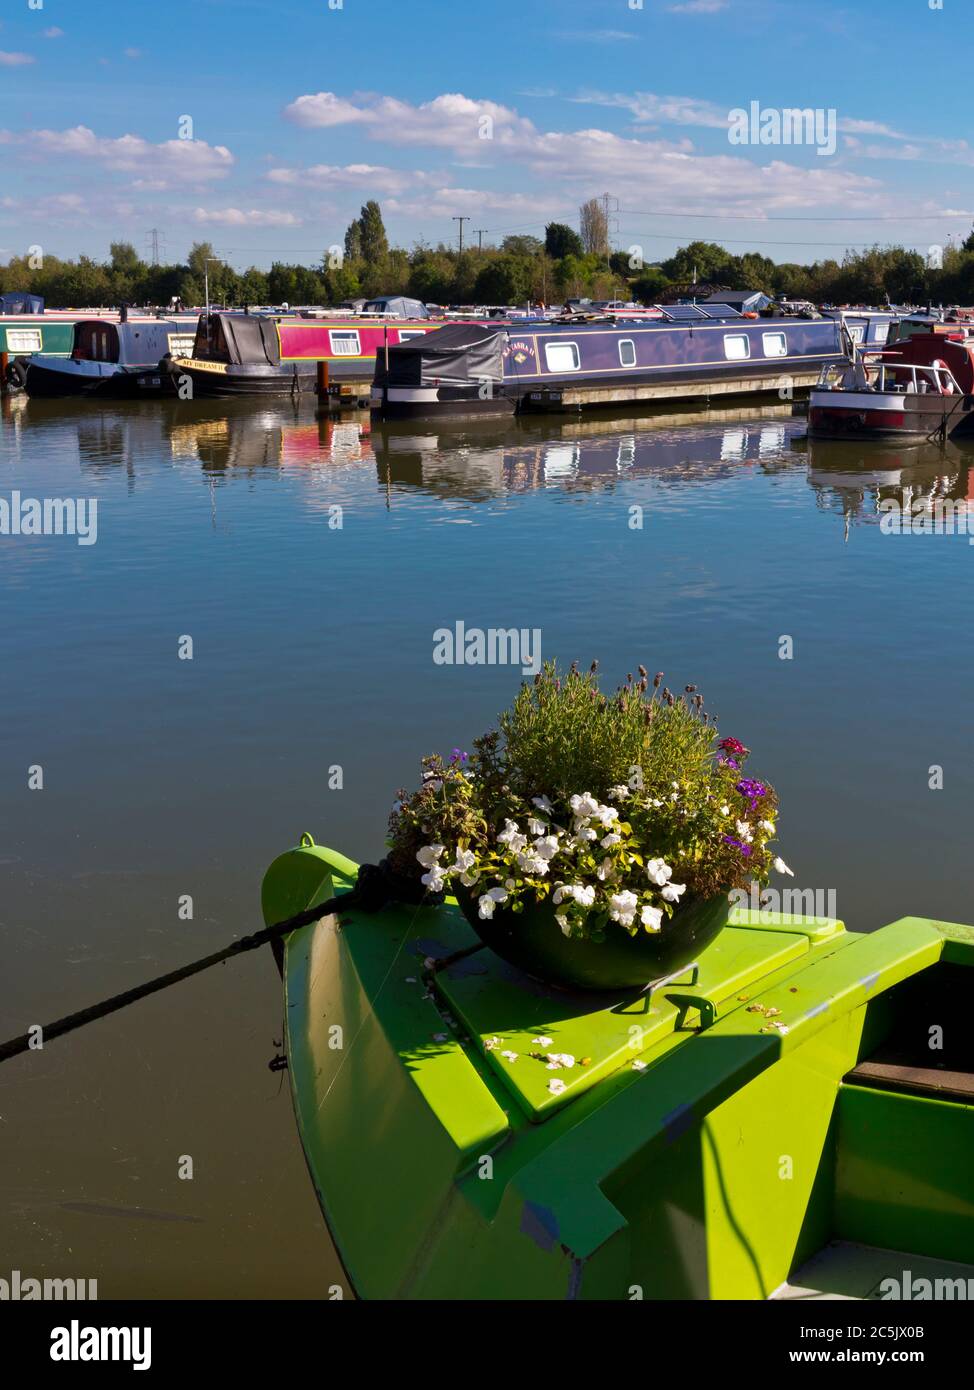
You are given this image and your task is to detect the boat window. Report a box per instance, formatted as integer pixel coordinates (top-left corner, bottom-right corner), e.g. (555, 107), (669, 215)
(74, 323), (120, 363)
(723, 334), (750, 361)
(618, 338), (637, 367)
(762, 332), (787, 357)
(544, 340), (580, 372)
(873, 322), (890, 344)
(6, 328), (42, 353)
(329, 330), (361, 356)
(848, 325), (865, 343)
(397, 330), (426, 342)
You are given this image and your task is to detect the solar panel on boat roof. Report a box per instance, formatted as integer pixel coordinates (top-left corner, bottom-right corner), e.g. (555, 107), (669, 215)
(702, 304), (742, 318)
(662, 304), (708, 320)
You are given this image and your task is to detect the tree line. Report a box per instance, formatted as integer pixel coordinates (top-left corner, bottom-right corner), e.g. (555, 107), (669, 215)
(2, 198), (972, 310)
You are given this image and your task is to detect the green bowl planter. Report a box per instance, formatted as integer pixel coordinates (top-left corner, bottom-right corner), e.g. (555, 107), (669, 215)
(455, 888), (730, 992)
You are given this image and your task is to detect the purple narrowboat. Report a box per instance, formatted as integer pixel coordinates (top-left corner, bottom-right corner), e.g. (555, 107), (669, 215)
(370, 305), (849, 420)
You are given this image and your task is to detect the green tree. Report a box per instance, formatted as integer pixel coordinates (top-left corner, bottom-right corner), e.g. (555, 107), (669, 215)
(358, 201), (389, 267)
(500, 234), (543, 257)
(473, 254), (534, 304)
(545, 222), (584, 259)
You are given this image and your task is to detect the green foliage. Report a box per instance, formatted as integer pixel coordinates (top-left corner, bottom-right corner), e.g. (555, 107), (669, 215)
(545, 222), (584, 259)
(473, 253), (535, 304)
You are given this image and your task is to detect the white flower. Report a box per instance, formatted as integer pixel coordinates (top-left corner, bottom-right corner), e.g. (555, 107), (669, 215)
(760, 820), (776, 835)
(609, 889), (639, 927)
(576, 825), (598, 842)
(497, 819), (527, 852)
(650, 798), (664, 809)
(416, 844), (445, 869)
(645, 857), (673, 886)
(600, 832), (621, 848)
(532, 794), (554, 814)
(574, 884), (596, 907)
(595, 804), (619, 827)
(607, 784), (630, 801)
(735, 820), (753, 843)
(548, 1078), (567, 1095)
(661, 881), (686, 903)
(632, 1059), (648, 1071)
(570, 792), (600, 819)
(640, 904), (663, 932)
(533, 1036), (553, 1047)
(720, 804), (730, 816)
(533, 834), (560, 861)
(451, 848), (476, 874)
(545, 1052), (576, 1069)
(517, 851), (550, 876)
(477, 886), (509, 919)
(671, 781), (680, 789)
(597, 857), (615, 881)
(504, 878), (516, 890)
(556, 912), (571, 936)
(501, 1050), (518, 1062)
(773, 857), (794, 877)
(484, 1036), (503, 1050)
(528, 817), (547, 837)
(421, 867), (447, 892)
(459, 869), (480, 887)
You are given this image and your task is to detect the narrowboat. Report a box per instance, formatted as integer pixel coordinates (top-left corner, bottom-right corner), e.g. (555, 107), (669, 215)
(167, 310), (442, 398)
(370, 305), (848, 420)
(807, 330), (974, 439)
(263, 838), (974, 1300)
(23, 317), (197, 398)
(1, 312), (82, 389)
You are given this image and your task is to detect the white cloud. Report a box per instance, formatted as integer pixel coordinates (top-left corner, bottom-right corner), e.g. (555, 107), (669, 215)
(0, 51), (34, 66)
(124, 47), (143, 59)
(0, 126), (234, 184)
(193, 207), (302, 226)
(282, 92), (376, 128)
(667, 1), (728, 13)
(43, 27), (64, 39)
(268, 162), (439, 195)
(574, 90), (728, 129)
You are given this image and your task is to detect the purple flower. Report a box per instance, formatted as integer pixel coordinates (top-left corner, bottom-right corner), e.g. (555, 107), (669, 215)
(723, 835), (753, 857)
(718, 755), (740, 770)
(736, 778), (767, 808)
(450, 748), (469, 764)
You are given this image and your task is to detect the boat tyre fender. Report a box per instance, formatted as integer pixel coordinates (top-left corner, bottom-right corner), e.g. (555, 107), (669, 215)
(6, 356), (29, 390)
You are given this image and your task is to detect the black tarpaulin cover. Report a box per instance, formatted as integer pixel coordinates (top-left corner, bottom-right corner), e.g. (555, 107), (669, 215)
(220, 314), (281, 365)
(373, 323), (505, 386)
(0, 292), (44, 314)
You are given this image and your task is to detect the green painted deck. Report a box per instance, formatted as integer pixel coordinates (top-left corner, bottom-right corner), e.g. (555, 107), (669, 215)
(262, 841), (974, 1300)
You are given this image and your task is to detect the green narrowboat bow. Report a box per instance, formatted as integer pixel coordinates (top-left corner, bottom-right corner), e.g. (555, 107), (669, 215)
(263, 838), (974, 1300)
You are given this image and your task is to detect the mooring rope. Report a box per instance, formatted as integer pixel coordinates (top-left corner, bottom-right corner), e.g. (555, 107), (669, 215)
(0, 859), (430, 1066)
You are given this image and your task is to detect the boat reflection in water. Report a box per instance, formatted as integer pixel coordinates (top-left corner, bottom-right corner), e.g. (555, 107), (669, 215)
(802, 434), (974, 536)
(370, 404), (797, 502)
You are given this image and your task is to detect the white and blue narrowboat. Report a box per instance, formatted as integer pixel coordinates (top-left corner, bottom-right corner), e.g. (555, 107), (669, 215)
(24, 315), (197, 398)
(370, 304), (851, 420)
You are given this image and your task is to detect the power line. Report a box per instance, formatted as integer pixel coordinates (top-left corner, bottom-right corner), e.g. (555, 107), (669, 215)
(620, 208), (972, 224)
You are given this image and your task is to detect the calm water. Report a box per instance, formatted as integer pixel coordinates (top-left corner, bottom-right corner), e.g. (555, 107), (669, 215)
(3, 392), (974, 1296)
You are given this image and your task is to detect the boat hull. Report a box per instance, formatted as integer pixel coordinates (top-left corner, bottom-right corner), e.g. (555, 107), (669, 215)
(808, 388), (974, 439)
(264, 840), (974, 1299)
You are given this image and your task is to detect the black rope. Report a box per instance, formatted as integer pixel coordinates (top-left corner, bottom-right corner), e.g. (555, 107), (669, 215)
(0, 858), (433, 1066)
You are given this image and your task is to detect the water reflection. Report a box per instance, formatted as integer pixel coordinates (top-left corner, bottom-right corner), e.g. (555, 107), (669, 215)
(6, 393), (974, 538)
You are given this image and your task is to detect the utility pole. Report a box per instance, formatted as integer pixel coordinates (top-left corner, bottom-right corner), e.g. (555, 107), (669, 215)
(474, 228), (487, 251)
(145, 229), (161, 265)
(452, 215), (470, 256)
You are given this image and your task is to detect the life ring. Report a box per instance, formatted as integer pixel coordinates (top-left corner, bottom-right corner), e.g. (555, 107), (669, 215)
(933, 360), (954, 394)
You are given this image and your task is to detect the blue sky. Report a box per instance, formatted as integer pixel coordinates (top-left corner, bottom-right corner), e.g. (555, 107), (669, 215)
(1, 0), (972, 270)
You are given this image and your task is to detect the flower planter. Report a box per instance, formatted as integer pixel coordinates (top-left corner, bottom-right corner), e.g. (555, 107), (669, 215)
(455, 888), (730, 992)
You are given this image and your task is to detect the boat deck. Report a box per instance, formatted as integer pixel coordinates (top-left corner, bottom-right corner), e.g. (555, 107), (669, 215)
(772, 1242), (974, 1300)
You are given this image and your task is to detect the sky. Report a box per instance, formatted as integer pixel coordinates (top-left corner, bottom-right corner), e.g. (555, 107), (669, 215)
(0, 0), (972, 271)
